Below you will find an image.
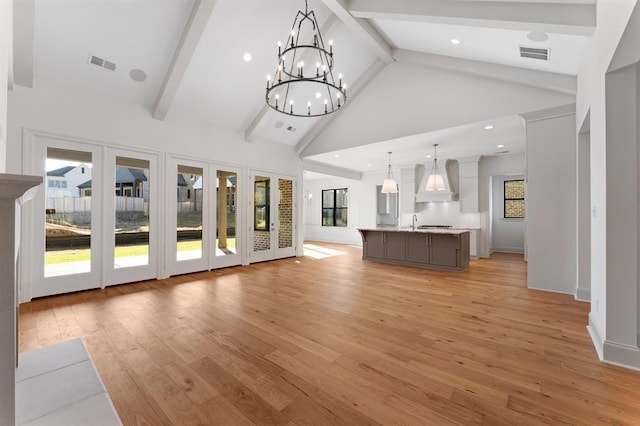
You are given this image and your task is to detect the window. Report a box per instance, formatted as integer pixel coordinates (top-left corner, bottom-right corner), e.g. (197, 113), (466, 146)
(61, 181), (67, 189)
(504, 179), (525, 218)
(48, 179), (55, 188)
(322, 188), (348, 227)
(254, 179), (270, 231)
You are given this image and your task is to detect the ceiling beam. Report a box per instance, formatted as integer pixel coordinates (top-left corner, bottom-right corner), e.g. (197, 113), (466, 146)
(152, 0), (217, 121)
(348, 0), (595, 36)
(320, 0), (395, 64)
(12, 0), (35, 88)
(395, 49), (576, 96)
(244, 14), (342, 142)
(296, 58), (388, 156)
(303, 159), (362, 180)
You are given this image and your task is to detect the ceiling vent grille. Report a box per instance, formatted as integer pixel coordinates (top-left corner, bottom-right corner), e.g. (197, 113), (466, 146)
(519, 46), (549, 61)
(89, 55), (116, 71)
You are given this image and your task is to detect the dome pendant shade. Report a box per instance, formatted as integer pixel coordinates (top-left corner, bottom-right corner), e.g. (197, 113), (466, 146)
(426, 144), (446, 191)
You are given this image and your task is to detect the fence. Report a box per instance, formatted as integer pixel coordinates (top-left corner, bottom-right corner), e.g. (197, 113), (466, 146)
(46, 196), (146, 213)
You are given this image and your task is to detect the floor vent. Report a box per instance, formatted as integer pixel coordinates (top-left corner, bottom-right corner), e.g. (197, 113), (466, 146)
(519, 46), (549, 61)
(89, 55), (117, 71)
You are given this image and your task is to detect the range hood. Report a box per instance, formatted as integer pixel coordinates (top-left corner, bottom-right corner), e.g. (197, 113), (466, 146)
(415, 160), (458, 203)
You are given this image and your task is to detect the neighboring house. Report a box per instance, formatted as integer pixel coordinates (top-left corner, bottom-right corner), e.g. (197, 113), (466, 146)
(78, 167), (149, 200)
(46, 164), (91, 198)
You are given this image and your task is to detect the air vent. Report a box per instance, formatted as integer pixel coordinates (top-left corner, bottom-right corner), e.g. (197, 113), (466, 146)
(88, 55), (116, 71)
(495, 150), (510, 155)
(519, 46), (549, 61)
(286, 126), (297, 132)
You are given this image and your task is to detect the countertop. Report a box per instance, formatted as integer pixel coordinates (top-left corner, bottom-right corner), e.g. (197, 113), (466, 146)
(358, 227), (471, 235)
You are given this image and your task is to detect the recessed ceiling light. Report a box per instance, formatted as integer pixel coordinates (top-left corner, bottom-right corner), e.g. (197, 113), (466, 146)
(366, 163), (372, 167)
(315, 92), (322, 99)
(451, 39), (461, 45)
(425, 155), (432, 158)
(243, 53), (252, 62)
(333, 154), (340, 158)
(484, 125), (494, 130)
(497, 144), (505, 148)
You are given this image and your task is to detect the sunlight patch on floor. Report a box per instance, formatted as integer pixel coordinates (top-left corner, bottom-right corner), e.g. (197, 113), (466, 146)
(303, 243), (346, 259)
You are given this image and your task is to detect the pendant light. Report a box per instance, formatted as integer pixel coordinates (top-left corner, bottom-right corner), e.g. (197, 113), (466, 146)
(381, 151), (398, 194)
(426, 144), (446, 191)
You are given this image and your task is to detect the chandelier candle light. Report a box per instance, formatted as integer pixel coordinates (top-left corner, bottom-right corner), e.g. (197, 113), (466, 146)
(265, 0), (347, 117)
(381, 152), (398, 194)
(426, 143), (446, 191)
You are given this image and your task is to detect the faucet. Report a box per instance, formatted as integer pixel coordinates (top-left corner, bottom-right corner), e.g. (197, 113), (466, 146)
(412, 214), (418, 231)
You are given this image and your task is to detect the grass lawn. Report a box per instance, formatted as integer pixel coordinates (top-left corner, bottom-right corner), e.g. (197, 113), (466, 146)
(45, 238), (236, 264)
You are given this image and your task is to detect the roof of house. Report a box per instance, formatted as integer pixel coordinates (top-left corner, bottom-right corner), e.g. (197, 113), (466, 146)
(78, 179), (92, 189)
(116, 167), (147, 184)
(46, 166), (75, 177)
(177, 174), (188, 186)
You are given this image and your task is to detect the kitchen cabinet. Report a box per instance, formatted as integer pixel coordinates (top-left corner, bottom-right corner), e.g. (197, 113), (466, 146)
(406, 233), (429, 263)
(363, 231), (385, 258)
(358, 228), (470, 271)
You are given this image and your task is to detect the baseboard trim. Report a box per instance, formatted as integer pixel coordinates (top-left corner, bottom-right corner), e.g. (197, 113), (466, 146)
(491, 247), (524, 254)
(587, 312), (604, 361)
(575, 287), (591, 302)
(603, 340), (640, 371)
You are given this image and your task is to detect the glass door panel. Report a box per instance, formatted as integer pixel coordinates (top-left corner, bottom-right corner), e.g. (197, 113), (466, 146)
(45, 147), (93, 278)
(216, 170), (236, 256)
(177, 165), (204, 262)
(30, 137), (103, 299)
(104, 149), (158, 286)
(212, 167), (243, 269)
(277, 178), (294, 251)
(114, 156), (150, 269)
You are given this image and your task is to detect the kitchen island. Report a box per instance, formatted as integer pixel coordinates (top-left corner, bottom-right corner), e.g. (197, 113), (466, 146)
(358, 227), (470, 271)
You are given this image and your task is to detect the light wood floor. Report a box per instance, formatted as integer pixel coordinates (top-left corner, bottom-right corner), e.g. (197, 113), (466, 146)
(19, 242), (640, 425)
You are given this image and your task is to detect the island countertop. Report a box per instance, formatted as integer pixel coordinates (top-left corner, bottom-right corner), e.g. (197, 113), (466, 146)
(357, 227), (470, 235)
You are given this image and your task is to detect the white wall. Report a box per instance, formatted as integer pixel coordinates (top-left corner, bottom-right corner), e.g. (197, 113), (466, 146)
(524, 106), (576, 295)
(491, 175), (525, 254)
(302, 61), (575, 156)
(478, 153), (526, 258)
(0, 0), (11, 173)
(576, 0), (637, 352)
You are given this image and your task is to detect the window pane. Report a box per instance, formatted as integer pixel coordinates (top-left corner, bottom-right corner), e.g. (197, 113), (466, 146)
(216, 170), (237, 256)
(322, 190), (334, 208)
(114, 157), (150, 268)
(336, 189), (348, 208)
(335, 208), (348, 227)
(45, 148), (92, 277)
(505, 199), (525, 218)
(505, 180), (525, 199)
(176, 166), (203, 261)
(322, 209), (334, 226)
(254, 176), (271, 251)
(278, 178), (293, 249)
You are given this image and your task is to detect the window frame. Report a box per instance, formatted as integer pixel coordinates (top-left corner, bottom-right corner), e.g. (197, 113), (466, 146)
(504, 179), (525, 219)
(254, 179), (270, 231)
(322, 188), (348, 227)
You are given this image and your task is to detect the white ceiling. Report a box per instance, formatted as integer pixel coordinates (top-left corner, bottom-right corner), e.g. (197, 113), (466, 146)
(27, 0), (593, 173)
(306, 115), (526, 174)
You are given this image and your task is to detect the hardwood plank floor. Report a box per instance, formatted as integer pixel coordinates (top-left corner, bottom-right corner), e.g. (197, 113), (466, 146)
(19, 242), (640, 425)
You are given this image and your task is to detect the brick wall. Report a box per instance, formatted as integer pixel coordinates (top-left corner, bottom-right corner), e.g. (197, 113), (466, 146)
(254, 231), (270, 251)
(278, 179), (293, 249)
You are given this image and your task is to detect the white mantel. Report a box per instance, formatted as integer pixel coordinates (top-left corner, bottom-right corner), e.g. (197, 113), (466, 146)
(0, 173), (42, 426)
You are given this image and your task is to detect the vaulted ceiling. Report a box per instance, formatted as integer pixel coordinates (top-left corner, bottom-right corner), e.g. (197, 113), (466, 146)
(14, 0), (595, 174)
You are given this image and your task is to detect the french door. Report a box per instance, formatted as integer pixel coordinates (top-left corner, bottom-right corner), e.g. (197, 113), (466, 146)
(249, 172), (296, 263)
(104, 148), (159, 286)
(165, 159), (244, 276)
(30, 137), (103, 298)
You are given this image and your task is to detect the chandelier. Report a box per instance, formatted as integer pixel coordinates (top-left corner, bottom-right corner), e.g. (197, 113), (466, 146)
(265, 0), (347, 117)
